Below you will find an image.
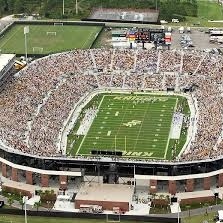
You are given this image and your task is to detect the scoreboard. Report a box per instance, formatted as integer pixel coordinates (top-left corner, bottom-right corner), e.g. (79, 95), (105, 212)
(149, 29), (165, 43)
(127, 28), (165, 43)
(135, 29), (150, 42)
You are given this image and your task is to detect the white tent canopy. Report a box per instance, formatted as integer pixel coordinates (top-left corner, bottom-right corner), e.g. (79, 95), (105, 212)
(218, 210), (223, 220)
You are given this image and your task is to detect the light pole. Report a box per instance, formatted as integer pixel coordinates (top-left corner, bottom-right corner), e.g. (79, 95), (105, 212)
(63, 0), (65, 15)
(133, 165), (136, 193)
(76, 0), (78, 14)
(24, 26), (29, 62)
(23, 196), (28, 223)
(177, 198), (181, 223)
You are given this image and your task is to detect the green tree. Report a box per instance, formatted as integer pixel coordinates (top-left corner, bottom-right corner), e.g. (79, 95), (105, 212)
(151, 193), (158, 207)
(39, 0), (48, 17)
(159, 194), (165, 208)
(6, 0), (15, 13)
(166, 195), (170, 212)
(203, 203), (209, 216)
(0, 0), (6, 16)
(44, 190), (50, 196)
(19, 197), (25, 210)
(166, 195), (170, 203)
(186, 205), (191, 217)
(13, 0), (25, 13)
(34, 201), (41, 212)
(7, 196), (14, 207)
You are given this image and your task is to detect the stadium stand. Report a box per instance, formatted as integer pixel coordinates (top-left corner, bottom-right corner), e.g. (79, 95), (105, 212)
(0, 49), (223, 163)
(0, 54), (15, 85)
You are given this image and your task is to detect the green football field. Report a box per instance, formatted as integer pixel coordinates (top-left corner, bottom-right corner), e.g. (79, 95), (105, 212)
(0, 24), (102, 54)
(70, 94), (186, 160)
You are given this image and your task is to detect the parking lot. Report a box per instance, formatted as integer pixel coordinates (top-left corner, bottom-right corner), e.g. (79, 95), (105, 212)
(101, 26), (223, 50)
(170, 28), (221, 50)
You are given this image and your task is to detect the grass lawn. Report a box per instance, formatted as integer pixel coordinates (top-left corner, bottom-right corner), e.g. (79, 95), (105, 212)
(92, 28), (112, 48)
(0, 212), (218, 223)
(197, 0), (223, 21)
(170, 0), (223, 27)
(0, 24), (102, 54)
(0, 214), (160, 223)
(183, 212), (216, 223)
(67, 93), (189, 160)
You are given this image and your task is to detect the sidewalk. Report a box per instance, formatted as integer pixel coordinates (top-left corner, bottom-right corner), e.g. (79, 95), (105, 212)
(158, 204), (222, 219)
(0, 195), (47, 211)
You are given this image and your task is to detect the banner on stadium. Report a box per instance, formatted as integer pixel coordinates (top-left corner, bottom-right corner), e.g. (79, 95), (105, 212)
(165, 37), (172, 44)
(129, 37), (136, 42)
(165, 33), (172, 45)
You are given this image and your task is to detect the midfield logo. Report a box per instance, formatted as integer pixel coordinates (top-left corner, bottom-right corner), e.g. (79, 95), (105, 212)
(123, 120), (142, 127)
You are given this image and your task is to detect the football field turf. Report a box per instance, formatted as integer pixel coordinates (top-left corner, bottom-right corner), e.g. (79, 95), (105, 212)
(75, 94), (179, 160)
(0, 24), (102, 54)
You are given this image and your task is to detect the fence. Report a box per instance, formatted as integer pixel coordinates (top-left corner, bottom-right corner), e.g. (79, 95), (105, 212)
(0, 208), (180, 223)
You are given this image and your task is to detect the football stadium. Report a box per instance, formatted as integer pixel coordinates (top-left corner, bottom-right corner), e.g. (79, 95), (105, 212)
(0, 47), (223, 193)
(0, 1), (223, 221)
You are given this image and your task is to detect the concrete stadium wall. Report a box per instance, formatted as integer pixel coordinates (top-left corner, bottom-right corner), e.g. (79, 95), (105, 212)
(14, 20), (105, 27)
(82, 18), (161, 25)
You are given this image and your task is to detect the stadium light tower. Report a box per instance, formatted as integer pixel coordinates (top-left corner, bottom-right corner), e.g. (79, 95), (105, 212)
(23, 196), (29, 223)
(24, 26), (29, 62)
(63, 0), (65, 15)
(76, 0), (78, 14)
(177, 198), (181, 223)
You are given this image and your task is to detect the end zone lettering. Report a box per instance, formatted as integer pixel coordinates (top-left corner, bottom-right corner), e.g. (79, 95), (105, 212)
(113, 96), (168, 102)
(122, 151), (154, 157)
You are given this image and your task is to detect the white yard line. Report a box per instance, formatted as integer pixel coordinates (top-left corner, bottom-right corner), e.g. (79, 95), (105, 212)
(164, 98), (178, 159)
(82, 29), (97, 49)
(76, 95), (105, 155)
(110, 99), (134, 150)
(132, 105), (148, 151)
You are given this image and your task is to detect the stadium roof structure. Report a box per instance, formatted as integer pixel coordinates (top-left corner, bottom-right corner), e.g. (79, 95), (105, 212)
(0, 54), (15, 73)
(88, 8), (159, 23)
(75, 182), (134, 203)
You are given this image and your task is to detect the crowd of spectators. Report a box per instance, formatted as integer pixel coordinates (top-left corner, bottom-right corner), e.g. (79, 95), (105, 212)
(159, 50), (182, 73)
(0, 48), (223, 162)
